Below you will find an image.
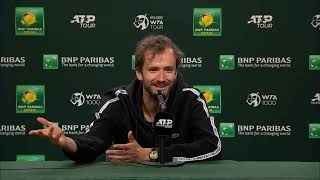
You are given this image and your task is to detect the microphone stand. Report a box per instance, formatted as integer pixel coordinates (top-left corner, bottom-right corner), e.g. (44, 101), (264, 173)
(139, 91), (185, 167)
(157, 91), (166, 165)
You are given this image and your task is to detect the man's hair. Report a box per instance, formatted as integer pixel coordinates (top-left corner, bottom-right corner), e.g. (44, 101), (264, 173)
(135, 34), (184, 71)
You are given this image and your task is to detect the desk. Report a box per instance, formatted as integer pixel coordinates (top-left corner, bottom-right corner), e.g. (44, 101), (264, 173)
(1, 160), (319, 180)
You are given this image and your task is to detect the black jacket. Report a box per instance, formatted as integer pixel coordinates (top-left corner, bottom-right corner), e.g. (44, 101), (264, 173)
(65, 74), (222, 163)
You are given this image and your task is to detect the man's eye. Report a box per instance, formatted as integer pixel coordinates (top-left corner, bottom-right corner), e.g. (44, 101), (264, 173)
(149, 69), (158, 72)
(164, 68), (175, 73)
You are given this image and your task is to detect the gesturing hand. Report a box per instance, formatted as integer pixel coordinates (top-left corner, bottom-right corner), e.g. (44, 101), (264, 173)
(106, 131), (151, 163)
(29, 117), (66, 147)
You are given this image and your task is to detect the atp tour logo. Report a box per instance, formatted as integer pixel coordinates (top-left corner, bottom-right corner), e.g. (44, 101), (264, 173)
(311, 14), (320, 30)
(246, 92), (277, 107)
(70, 92), (101, 106)
(133, 14), (164, 30)
(70, 15), (96, 28)
(311, 93), (320, 105)
(247, 15), (273, 28)
(156, 119), (173, 128)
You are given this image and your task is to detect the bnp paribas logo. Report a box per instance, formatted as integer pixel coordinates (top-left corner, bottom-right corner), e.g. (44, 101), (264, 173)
(193, 85), (221, 114)
(309, 55), (320, 70)
(16, 85), (45, 113)
(43, 54), (58, 69)
(219, 55), (235, 70)
(219, 123), (235, 138)
(132, 55), (136, 70)
(193, 8), (222, 36)
(15, 7), (45, 36)
(309, 124), (320, 139)
(16, 154), (45, 161)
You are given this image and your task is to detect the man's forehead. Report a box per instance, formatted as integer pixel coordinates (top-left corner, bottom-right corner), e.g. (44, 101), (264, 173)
(144, 48), (174, 60)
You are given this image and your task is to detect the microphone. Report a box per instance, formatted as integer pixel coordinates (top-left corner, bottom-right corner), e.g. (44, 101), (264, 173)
(156, 91), (166, 112)
(153, 91), (173, 164)
(139, 91), (184, 166)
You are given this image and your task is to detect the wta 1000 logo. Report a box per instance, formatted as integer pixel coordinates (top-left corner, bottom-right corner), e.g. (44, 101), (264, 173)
(70, 92), (101, 107)
(311, 93), (320, 105)
(311, 14), (320, 30)
(133, 14), (164, 30)
(246, 92), (278, 107)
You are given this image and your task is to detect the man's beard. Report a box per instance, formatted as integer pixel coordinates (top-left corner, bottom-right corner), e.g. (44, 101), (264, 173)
(142, 79), (173, 103)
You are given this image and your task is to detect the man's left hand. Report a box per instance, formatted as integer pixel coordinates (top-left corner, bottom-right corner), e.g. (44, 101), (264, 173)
(106, 131), (151, 163)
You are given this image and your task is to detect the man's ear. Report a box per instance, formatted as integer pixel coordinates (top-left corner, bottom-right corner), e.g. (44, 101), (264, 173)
(136, 69), (143, 80)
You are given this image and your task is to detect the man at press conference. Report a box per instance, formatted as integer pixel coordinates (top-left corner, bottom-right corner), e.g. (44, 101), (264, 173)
(29, 34), (222, 163)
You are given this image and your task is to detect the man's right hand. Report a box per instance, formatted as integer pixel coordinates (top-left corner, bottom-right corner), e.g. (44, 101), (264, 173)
(29, 117), (77, 153)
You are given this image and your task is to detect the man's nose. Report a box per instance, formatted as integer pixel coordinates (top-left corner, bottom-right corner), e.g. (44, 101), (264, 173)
(158, 70), (165, 82)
